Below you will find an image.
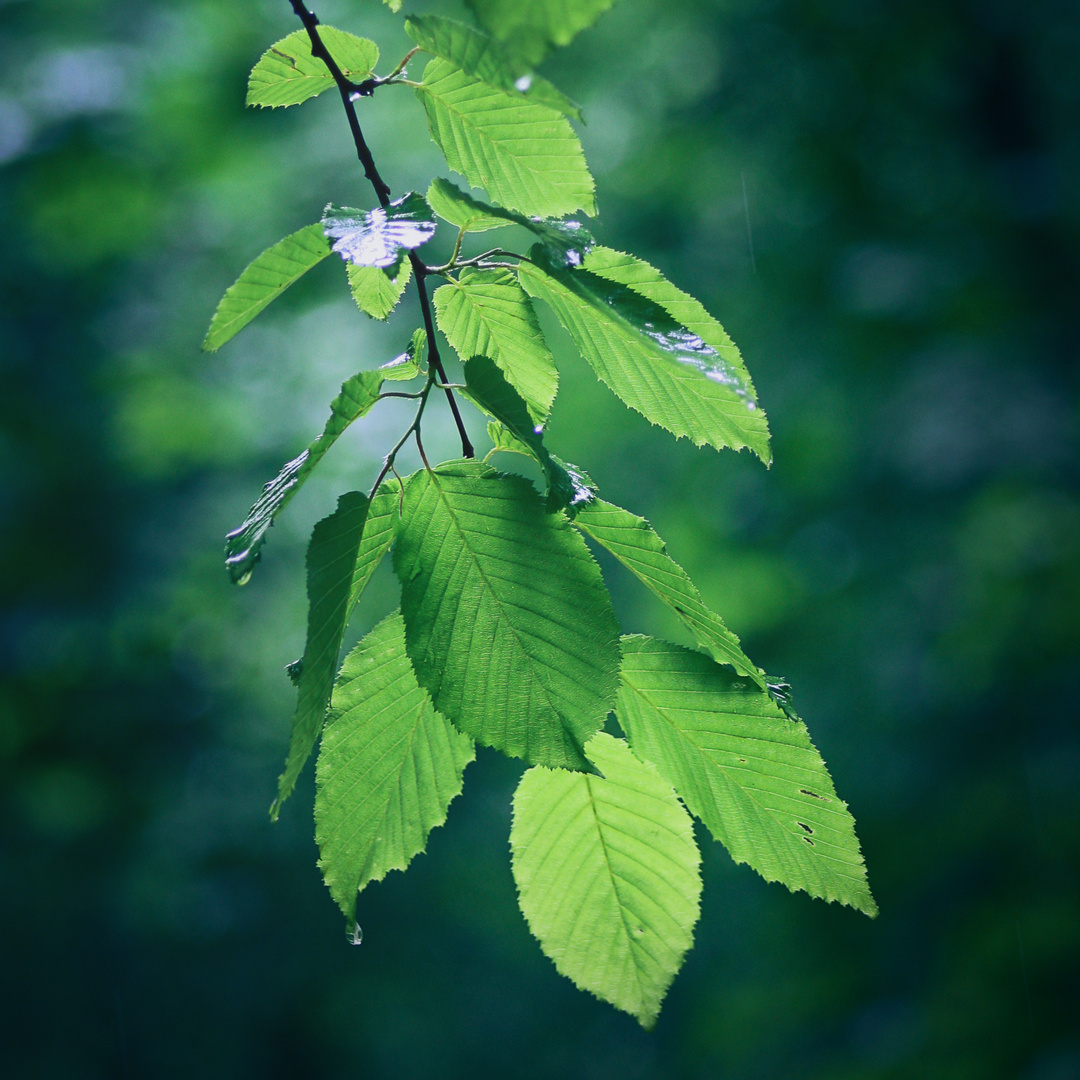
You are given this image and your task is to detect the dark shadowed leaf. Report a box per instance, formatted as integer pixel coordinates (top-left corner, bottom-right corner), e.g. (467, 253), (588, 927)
(463, 355), (591, 512)
(425, 179), (593, 266)
(465, 0), (619, 65)
(272, 483), (402, 818)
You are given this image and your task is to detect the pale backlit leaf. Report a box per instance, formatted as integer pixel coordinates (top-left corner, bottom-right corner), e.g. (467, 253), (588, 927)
(511, 732), (701, 1028)
(246, 27), (378, 109)
(405, 13), (582, 120)
(573, 499), (765, 687)
(202, 223), (329, 352)
(415, 57), (595, 219)
(348, 257), (411, 320)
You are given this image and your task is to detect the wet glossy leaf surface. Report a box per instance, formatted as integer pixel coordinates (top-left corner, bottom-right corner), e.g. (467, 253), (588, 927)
(323, 193), (436, 270)
(519, 248), (771, 460)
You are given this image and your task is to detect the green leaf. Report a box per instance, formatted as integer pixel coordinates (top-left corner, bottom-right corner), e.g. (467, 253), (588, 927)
(224, 366), (387, 584)
(415, 57), (595, 219)
(518, 250), (772, 462)
(511, 732), (701, 1028)
(486, 419), (598, 514)
(272, 483), (401, 819)
(405, 14), (582, 121)
(463, 356), (591, 512)
(572, 500), (765, 688)
(315, 612), (475, 921)
(323, 193), (436, 270)
(348, 257), (411, 320)
(583, 247), (758, 397)
(246, 27), (379, 109)
(425, 179), (594, 267)
(426, 178), (516, 233)
(202, 223), (330, 352)
(465, 0), (619, 66)
(393, 461), (620, 771)
(379, 329), (426, 382)
(434, 267), (558, 421)
(616, 636), (877, 916)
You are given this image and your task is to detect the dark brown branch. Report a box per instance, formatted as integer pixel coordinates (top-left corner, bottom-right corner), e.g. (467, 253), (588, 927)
(287, 0), (474, 458)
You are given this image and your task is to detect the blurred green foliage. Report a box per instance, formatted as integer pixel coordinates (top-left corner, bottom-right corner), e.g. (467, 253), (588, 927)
(1, 0), (1077, 1076)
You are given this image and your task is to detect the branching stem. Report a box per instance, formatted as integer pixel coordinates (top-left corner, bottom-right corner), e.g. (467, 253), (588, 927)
(288, 0), (474, 459)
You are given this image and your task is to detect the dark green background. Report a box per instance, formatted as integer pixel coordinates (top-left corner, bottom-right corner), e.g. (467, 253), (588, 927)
(2, 0), (1077, 1076)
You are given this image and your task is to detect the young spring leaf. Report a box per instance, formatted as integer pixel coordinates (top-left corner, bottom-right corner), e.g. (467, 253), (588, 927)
(322, 194), (436, 270)
(404, 14), (582, 121)
(463, 356), (591, 512)
(616, 636), (877, 916)
(203, 223), (330, 352)
(315, 612), (475, 921)
(347, 258), (411, 321)
(224, 345), (415, 584)
(511, 732), (701, 1029)
(272, 483), (402, 818)
(393, 461), (620, 771)
(434, 267), (558, 421)
(465, 0), (619, 66)
(518, 250), (772, 462)
(246, 27), (379, 109)
(573, 500), (765, 687)
(415, 58), (595, 220)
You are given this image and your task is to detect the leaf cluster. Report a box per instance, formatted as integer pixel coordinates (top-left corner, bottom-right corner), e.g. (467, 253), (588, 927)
(205, 0), (874, 1029)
